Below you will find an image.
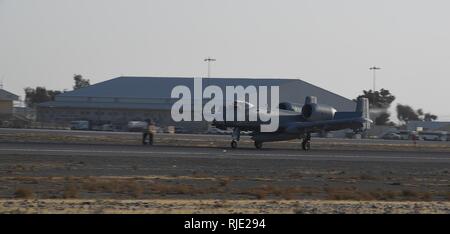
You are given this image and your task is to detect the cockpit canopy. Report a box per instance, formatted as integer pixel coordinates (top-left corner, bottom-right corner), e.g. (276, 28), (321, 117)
(279, 102), (302, 112)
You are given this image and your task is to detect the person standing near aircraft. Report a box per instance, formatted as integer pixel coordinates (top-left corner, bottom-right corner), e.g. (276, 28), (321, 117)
(142, 119), (156, 145)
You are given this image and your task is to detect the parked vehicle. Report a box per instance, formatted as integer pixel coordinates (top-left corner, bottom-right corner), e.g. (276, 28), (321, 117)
(398, 130), (419, 140)
(345, 131), (362, 139)
(156, 127), (165, 133)
(382, 132), (402, 140)
(127, 121), (147, 132)
(207, 127), (227, 135)
(70, 120), (90, 130)
(167, 126), (175, 134)
(175, 126), (187, 134)
(101, 124), (114, 131)
(419, 131), (447, 141)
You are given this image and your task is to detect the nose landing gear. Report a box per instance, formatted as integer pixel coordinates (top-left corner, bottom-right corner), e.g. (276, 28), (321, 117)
(231, 140), (238, 149)
(301, 133), (311, 151)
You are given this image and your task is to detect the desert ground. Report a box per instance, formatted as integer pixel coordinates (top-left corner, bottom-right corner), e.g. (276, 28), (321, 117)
(0, 128), (449, 213)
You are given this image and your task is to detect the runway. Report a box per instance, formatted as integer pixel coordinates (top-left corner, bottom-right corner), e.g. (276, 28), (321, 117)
(0, 141), (449, 201)
(0, 142), (449, 163)
(2, 127), (449, 147)
(0, 129), (449, 202)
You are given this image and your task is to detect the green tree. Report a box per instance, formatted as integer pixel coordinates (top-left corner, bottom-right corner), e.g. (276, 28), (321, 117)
(374, 112), (391, 126)
(356, 89), (396, 125)
(73, 74), (90, 90)
(396, 104), (419, 123)
(423, 113), (438, 122)
(396, 104), (437, 123)
(24, 87), (61, 108)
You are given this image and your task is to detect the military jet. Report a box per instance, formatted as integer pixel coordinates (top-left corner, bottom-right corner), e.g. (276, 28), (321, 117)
(212, 96), (372, 150)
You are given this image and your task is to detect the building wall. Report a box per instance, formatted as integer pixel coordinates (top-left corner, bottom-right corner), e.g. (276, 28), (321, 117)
(37, 107), (208, 132)
(38, 107), (169, 124)
(406, 121), (450, 131)
(0, 100), (13, 115)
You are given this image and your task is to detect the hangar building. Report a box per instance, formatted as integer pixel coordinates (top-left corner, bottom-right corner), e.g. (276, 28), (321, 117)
(406, 120), (450, 132)
(0, 88), (19, 119)
(37, 76), (356, 132)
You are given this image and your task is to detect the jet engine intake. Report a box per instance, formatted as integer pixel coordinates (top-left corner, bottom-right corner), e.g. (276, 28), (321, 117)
(301, 103), (336, 121)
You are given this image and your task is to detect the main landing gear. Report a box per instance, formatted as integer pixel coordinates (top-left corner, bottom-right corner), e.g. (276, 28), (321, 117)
(230, 128), (263, 149)
(230, 127), (240, 149)
(301, 133), (311, 151)
(254, 141), (263, 149)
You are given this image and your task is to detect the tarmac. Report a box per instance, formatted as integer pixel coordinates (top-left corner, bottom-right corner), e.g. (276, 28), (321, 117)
(0, 128), (449, 213)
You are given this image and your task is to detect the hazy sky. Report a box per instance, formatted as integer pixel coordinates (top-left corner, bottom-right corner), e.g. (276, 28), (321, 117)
(1, 0), (449, 120)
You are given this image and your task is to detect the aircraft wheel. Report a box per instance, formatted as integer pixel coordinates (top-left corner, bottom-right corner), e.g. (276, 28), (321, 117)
(254, 141), (263, 149)
(302, 141), (311, 151)
(231, 140), (238, 149)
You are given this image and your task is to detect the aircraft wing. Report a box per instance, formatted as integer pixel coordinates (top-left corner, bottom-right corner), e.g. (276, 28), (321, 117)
(284, 117), (372, 134)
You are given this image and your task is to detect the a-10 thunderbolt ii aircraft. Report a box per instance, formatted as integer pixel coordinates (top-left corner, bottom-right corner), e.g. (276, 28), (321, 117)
(212, 96), (372, 150)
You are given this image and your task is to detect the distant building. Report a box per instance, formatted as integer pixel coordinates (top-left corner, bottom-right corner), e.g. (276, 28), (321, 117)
(14, 106), (36, 121)
(0, 89), (19, 119)
(38, 76), (357, 132)
(407, 120), (450, 132)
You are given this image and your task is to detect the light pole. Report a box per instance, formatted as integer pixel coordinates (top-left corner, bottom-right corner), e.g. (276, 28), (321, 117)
(204, 57), (216, 78)
(369, 66), (381, 91)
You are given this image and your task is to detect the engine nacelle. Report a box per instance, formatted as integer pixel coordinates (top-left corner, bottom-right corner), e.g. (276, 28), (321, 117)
(301, 103), (336, 121)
